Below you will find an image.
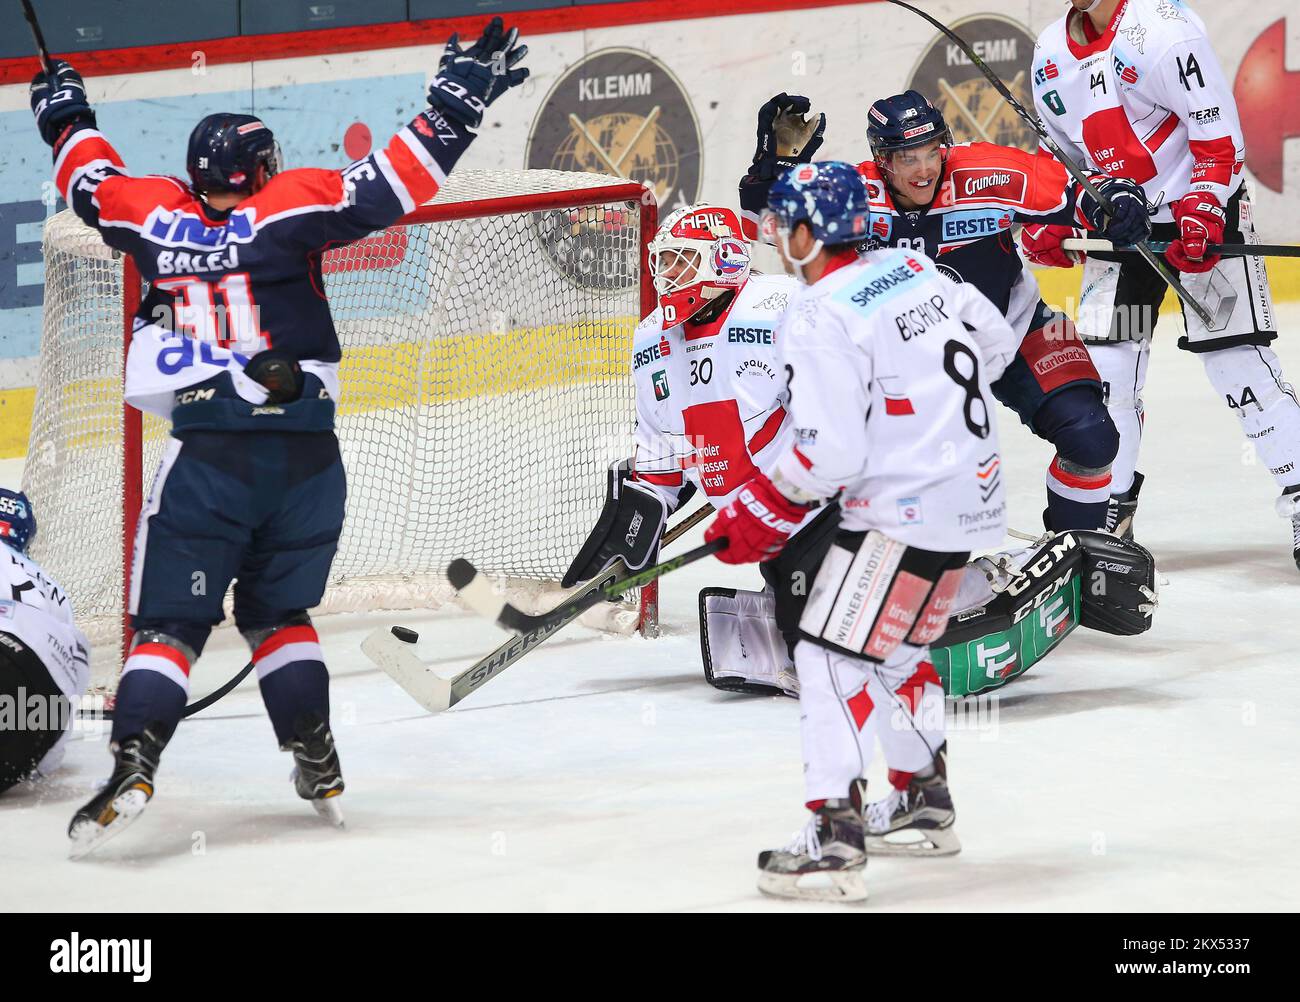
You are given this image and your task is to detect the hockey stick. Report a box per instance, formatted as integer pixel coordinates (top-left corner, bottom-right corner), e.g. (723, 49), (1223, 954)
(452, 539), (726, 634)
(885, 0), (1220, 331)
(19, 0), (56, 76)
(1062, 238), (1300, 259)
(360, 504), (717, 712)
(77, 661), (254, 721)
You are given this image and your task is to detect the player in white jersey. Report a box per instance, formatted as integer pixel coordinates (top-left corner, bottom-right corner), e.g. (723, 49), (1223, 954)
(704, 162), (1019, 901)
(1024, 0), (1300, 566)
(563, 204), (839, 692)
(0, 489), (91, 795)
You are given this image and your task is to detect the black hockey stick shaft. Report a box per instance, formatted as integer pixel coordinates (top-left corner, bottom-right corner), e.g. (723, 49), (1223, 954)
(19, 0), (55, 76)
(182, 661), (254, 717)
(78, 661), (254, 720)
(885, 0), (1216, 329)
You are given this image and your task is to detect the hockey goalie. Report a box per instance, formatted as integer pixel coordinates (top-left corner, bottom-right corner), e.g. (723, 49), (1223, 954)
(562, 203), (838, 698)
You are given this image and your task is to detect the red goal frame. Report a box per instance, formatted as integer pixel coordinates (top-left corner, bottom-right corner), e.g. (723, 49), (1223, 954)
(118, 180), (660, 660)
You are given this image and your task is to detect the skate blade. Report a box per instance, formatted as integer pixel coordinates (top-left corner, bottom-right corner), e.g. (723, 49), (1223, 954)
(68, 787), (151, 860)
(865, 824), (961, 857)
(757, 868), (868, 903)
(310, 791), (345, 828)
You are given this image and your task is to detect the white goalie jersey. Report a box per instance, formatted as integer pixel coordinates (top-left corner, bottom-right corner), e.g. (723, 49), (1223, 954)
(770, 249), (1020, 553)
(630, 272), (801, 510)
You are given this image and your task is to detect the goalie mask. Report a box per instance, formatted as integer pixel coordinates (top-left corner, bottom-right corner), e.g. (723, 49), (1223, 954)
(648, 204), (751, 328)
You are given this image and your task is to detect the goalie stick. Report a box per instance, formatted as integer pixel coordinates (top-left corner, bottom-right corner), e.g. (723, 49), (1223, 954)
(361, 504), (716, 712)
(886, 0), (1221, 331)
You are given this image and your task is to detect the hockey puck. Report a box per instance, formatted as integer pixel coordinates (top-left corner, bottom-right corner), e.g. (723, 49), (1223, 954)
(391, 626), (419, 644)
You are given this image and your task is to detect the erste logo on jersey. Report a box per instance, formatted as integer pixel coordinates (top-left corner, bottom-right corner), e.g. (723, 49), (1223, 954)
(1113, 53), (1141, 86)
(941, 208), (1013, 242)
(634, 335), (673, 370)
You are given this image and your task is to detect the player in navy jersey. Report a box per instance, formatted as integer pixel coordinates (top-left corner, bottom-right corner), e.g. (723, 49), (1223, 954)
(28, 18), (529, 856)
(740, 92), (1152, 533)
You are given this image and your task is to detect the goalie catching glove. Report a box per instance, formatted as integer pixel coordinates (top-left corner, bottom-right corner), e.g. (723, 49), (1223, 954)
(562, 460), (677, 588)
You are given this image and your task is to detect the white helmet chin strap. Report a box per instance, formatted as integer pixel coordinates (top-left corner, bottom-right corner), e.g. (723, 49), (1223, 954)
(778, 229), (824, 284)
(1080, 0), (1105, 12)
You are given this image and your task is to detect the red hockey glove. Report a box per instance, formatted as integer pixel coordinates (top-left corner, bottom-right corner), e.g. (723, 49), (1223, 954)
(705, 473), (811, 565)
(1167, 193), (1226, 273)
(1020, 224), (1084, 269)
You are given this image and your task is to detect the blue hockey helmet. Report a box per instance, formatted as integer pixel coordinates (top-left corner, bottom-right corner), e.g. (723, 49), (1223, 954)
(0, 488), (36, 554)
(187, 113), (282, 195)
(764, 160), (876, 259)
(866, 90), (953, 161)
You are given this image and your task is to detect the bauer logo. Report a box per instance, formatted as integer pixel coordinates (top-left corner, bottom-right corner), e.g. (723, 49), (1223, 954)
(906, 14), (1038, 151)
(49, 933), (151, 982)
(526, 48), (702, 291)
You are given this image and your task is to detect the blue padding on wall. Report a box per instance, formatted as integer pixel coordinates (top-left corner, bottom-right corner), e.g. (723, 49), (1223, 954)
(241, 1), (409, 35)
(0, 0), (239, 60)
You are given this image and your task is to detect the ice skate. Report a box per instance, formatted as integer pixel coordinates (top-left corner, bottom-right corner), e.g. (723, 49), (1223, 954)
(757, 780), (868, 903)
(68, 729), (166, 859)
(285, 715), (345, 827)
(1105, 472), (1144, 541)
(865, 745), (960, 857)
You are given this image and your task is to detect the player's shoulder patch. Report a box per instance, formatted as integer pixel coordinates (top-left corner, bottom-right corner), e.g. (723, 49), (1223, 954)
(946, 144), (1032, 205)
(829, 248), (931, 314)
(95, 174), (195, 226)
(631, 323), (674, 374)
(244, 168), (346, 224)
(741, 272), (798, 313)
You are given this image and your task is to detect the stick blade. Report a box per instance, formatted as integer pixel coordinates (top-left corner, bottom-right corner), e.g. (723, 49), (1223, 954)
(360, 626), (452, 713)
(447, 557), (511, 625)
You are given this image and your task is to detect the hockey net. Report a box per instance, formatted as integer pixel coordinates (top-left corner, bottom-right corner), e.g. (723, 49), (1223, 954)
(24, 170), (658, 692)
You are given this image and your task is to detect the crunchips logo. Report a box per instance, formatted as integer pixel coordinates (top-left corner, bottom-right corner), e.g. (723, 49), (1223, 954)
(953, 168), (1028, 201)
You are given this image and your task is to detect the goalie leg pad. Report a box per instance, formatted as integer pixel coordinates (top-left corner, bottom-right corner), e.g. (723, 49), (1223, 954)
(561, 460), (668, 588)
(699, 588), (798, 697)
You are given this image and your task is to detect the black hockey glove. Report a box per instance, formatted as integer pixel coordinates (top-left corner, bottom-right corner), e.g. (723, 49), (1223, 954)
(1080, 175), (1152, 247)
(750, 93), (826, 181)
(427, 16), (529, 129)
(30, 60), (96, 148)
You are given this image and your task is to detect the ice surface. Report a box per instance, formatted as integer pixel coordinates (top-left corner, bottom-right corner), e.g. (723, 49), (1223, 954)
(4, 309), (1300, 912)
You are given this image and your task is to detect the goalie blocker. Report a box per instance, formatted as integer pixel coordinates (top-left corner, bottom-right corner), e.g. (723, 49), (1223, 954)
(700, 530), (1156, 699)
(562, 459), (696, 589)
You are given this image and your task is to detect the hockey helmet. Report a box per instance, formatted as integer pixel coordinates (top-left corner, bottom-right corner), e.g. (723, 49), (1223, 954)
(187, 113), (283, 195)
(866, 90), (953, 165)
(648, 204), (751, 328)
(0, 488), (36, 554)
(763, 161), (876, 273)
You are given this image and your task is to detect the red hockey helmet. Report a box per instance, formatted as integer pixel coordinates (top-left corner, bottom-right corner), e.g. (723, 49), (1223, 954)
(648, 204), (751, 328)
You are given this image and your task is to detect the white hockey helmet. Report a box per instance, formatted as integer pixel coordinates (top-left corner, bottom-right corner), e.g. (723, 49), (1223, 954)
(647, 204), (751, 328)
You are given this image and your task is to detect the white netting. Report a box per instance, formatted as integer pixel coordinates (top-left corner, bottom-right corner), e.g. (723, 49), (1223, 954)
(25, 170), (650, 689)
